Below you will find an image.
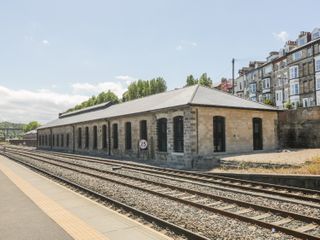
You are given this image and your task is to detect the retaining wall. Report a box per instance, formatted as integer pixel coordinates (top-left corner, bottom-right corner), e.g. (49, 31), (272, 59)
(278, 106), (320, 148)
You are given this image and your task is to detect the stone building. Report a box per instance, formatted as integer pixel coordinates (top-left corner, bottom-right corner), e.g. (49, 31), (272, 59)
(37, 85), (278, 169)
(234, 27), (320, 109)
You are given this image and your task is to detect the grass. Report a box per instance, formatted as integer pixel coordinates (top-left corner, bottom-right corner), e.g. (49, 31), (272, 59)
(217, 156), (320, 175)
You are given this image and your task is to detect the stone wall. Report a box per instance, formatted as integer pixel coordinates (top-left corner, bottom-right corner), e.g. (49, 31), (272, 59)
(194, 106), (278, 155)
(278, 106), (320, 148)
(37, 105), (278, 169)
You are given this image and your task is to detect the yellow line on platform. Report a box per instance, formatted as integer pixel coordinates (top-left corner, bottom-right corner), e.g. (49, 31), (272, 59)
(0, 161), (109, 240)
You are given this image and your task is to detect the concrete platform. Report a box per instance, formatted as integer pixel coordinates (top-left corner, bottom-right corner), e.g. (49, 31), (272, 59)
(0, 155), (171, 240)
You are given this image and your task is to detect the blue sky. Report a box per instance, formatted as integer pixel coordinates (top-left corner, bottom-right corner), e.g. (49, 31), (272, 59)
(0, 0), (319, 123)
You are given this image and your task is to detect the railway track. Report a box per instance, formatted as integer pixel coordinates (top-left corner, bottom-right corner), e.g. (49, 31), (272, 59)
(2, 148), (320, 240)
(8, 146), (320, 206)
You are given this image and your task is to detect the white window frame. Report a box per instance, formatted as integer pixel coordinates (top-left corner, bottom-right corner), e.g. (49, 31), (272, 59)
(316, 74), (320, 90)
(289, 66), (299, 79)
(315, 58), (320, 72)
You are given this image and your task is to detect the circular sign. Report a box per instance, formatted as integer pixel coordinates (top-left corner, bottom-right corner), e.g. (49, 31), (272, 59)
(139, 139), (148, 150)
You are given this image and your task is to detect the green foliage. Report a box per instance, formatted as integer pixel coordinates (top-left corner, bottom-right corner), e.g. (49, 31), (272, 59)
(263, 99), (273, 106)
(122, 77), (167, 101)
(23, 121), (41, 132)
(186, 75), (198, 86)
(67, 90), (120, 113)
(198, 73), (213, 88)
(284, 101), (293, 109)
(0, 122), (25, 139)
(185, 73), (213, 88)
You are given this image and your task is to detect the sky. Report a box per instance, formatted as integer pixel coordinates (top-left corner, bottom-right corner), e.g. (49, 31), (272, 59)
(0, 0), (319, 123)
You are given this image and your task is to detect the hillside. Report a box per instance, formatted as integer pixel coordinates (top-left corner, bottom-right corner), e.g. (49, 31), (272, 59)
(0, 121), (25, 140)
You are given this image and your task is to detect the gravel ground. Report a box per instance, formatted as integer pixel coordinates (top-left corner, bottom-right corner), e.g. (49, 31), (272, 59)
(11, 153), (300, 240)
(217, 148), (320, 166)
(37, 153), (320, 219)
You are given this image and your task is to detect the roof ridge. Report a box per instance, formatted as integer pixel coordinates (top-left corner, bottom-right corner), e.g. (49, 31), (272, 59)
(188, 84), (200, 104)
(194, 85), (277, 110)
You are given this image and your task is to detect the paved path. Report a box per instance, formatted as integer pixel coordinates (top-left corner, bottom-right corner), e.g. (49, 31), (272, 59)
(0, 155), (171, 240)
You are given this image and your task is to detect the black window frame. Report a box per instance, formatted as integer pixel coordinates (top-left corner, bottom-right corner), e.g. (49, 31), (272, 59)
(61, 134), (64, 147)
(57, 134), (60, 147)
(102, 125), (107, 149)
(66, 133), (69, 148)
(112, 123), (118, 149)
(140, 120), (148, 141)
(125, 122), (132, 150)
(93, 126), (98, 149)
(78, 128), (82, 148)
(253, 118), (263, 150)
(173, 116), (184, 152)
(85, 127), (89, 148)
(157, 118), (167, 152)
(213, 116), (226, 152)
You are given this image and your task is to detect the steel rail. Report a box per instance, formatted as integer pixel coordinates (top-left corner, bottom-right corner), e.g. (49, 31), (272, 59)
(14, 147), (320, 204)
(4, 151), (320, 240)
(1, 152), (209, 240)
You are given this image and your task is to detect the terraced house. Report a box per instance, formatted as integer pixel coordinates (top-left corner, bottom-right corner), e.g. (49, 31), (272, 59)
(235, 27), (320, 109)
(37, 85), (278, 169)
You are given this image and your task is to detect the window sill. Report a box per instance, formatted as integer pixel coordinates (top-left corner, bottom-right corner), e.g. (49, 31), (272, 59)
(172, 152), (184, 156)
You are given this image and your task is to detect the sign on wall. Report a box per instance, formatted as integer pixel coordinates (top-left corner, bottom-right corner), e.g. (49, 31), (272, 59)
(139, 139), (148, 150)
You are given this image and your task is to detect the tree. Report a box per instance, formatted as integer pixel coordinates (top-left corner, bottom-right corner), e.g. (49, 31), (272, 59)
(23, 121), (41, 132)
(67, 90), (120, 113)
(198, 73), (213, 88)
(185, 73), (213, 88)
(186, 74), (198, 86)
(122, 77), (167, 101)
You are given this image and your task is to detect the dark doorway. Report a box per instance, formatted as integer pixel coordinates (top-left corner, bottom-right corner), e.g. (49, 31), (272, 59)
(253, 118), (263, 150)
(213, 116), (225, 152)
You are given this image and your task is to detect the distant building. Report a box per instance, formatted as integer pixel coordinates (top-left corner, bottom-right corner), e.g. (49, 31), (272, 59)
(214, 78), (233, 93)
(234, 27), (320, 109)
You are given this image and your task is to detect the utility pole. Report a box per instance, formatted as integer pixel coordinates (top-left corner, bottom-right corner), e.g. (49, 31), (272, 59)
(232, 58), (235, 94)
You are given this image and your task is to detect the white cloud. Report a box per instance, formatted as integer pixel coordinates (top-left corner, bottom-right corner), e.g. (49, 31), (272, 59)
(42, 39), (49, 46)
(71, 81), (127, 97)
(175, 40), (197, 51)
(0, 85), (87, 124)
(273, 31), (289, 43)
(176, 45), (183, 51)
(115, 75), (137, 85)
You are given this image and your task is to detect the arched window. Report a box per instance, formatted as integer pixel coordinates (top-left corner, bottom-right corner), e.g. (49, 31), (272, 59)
(61, 134), (64, 147)
(213, 116), (226, 152)
(57, 134), (60, 147)
(140, 120), (147, 140)
(157, 118), (167, 152)
(78, 128), (82, 148)
(66, 134), (69, 148)
(102, 125), (107, 149)
(173, 116), (184, 152)
(49, 134), (52, 146)
(125, 122), (132, 150)
(253, 118), (263, 150)
(52, 134), (55, 147)
(85, 127), (89, 148)
(93, 126), (98, 149)
(112, 123), (118, 149)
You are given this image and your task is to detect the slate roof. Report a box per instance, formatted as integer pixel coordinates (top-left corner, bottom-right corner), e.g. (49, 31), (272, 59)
(38, 85), (277, 129)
